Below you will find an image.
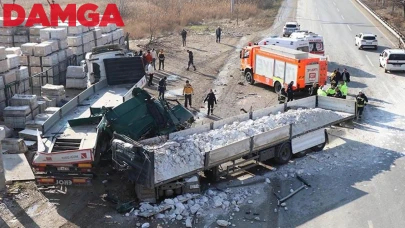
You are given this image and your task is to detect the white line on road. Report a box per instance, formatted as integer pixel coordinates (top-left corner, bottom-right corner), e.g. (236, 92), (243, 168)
(368, 220), (374, 228)
(351, 0), (396, 47)
(320, 25), (323, 31)
(366, 55), (375, 67)
(341, 15), (345, 20)
(337, 8), (340, 12)
(333, 1), (336, 6)
(347, 24), (352, 31)
(317, 15), (320, 20)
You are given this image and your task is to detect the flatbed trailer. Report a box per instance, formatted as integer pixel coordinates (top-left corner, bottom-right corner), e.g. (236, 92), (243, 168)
(111, 96), (356, 202)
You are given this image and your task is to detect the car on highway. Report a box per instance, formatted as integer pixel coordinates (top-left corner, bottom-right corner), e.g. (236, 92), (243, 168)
(283, 22), (300, 37)
(355, 33), (378, 50)
(379, 49), (405, 73)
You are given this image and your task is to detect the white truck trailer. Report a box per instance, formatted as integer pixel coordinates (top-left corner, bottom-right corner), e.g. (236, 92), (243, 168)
(111, 96), (357, 203)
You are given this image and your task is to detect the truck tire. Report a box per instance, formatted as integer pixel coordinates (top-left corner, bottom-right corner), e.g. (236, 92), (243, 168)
(274, 142), (292, 164)
(274, 81), (282, 94)
(245, 71), (254, 85)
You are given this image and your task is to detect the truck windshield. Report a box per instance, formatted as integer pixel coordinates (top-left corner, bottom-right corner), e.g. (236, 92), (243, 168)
(309, 42), (324, 52)
(297, 46), (309, 52)
(363, 36), (375, 40)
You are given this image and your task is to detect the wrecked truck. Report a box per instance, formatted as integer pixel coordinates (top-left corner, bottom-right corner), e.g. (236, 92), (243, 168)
(111, 96), (357, 203)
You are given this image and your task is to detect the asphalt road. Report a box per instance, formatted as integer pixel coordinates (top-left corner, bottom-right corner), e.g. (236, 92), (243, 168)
(275, 0), (405, 227)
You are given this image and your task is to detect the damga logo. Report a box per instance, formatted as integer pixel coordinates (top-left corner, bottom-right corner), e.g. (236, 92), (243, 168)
(3, 3), (124, 27)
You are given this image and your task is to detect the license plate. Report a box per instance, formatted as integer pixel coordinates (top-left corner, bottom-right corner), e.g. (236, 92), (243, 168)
(57, 167), (69, 171)
(366, 42), (372, 44)
(189, 184), (199, 189)
(56, 179), (73, 185)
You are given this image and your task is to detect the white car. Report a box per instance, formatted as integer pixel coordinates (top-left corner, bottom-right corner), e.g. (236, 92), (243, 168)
(283, 22), (300, 37)
(355, 33), (378, 50)
(379, 49), (405, 73)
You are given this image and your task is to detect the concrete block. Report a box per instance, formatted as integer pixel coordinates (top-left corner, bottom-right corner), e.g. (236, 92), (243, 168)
(0, 76), (4, 90)
(0, 100), (6, 117)
(66, 48), (73, 57)
(29, 36), (41, 43)
(1, 70), (17, 84)
(0, 27), (15, 35)
(30, 26), (47, 36)
(50, 28), (68, 40)
(5, 47), (22, 56)
(34, 42), (53, 57)
(70, 45), (83, 55)
(21, 43), (38, 56)
(1, 138), (28, 153)
(66, 77), (87, 89)
(39, 28), (52, 40)
(41, 53), (59, 67)
(0, 46), (6, 60)
(58, 49), (66, 62)
(67, 24), (84, 35)
(3, 105), (31, 116)
(39, 96), (57, 107)
(16, 66), (29, 80)
(93, 28), (102, 39)
(58, 39), (68, 50)
(42, 65), (59, 77)
(19, 129), (42, 141)
(41, 84), (65, 96)
(18, 79), (30, 94)
(25, 120), (45, 130)
(44, 107), (60, 114)
(30, 66), (42, 76)
(0, 59), (8, 73)
(44, 40), (59, 53)
(19, 55), (29, 66)
(66, 66), (84, 78)
(10, 94), (38, 109)
(83, 32), (94, 43)
(29, 56), (41, 67)
(13, 35), (29, 43)
(37, 100), (47, 113)
(67, 35), (83, 46)
(6, 54), (19, 69)
(0, 36), (12, 43)
(0, 88), (5, 102)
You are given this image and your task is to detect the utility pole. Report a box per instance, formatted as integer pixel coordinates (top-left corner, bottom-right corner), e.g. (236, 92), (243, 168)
(231, 0), (234, 14)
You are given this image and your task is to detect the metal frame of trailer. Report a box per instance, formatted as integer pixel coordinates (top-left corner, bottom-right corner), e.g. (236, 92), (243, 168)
(129, 96), (357, 202)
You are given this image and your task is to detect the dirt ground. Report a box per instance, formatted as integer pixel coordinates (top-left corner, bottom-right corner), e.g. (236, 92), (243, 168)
(0, 2), (297, 227)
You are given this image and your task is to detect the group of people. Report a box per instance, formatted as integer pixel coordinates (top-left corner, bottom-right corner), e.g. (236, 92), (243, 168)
(277, 67), (368, 119)
(182, 80), (217, 116)
(181, 26), (223, 46)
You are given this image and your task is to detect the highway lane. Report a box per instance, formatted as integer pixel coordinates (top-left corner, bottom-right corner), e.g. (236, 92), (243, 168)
(276, 0), (405, 227)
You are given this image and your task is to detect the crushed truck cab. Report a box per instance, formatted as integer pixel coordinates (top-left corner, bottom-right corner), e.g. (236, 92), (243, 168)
(240, 44), (327, 93)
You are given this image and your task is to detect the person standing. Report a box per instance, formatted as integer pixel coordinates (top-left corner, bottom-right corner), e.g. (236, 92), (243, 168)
(308, 82), (319, 96)
(186, 50), (196, 71)
(158, 77), (167, 99)
(158, 49), (165, 70)
(151, 48), (157, 70)
(356, 91), (368, 119)
(216, 26), (222, 43)
(181, 29), (187, 47)
(335, 68), (342, 83)
(144, 50), (153, 68)
(204, 89), (217, 115)
(147, 62), (155, 86)
(342, 68), (351, 83)
(287, 81), (294, 102)
(183, 80), (194, 108)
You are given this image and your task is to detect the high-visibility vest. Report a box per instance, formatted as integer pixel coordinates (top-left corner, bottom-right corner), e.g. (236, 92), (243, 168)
(317, 88), (327, 96)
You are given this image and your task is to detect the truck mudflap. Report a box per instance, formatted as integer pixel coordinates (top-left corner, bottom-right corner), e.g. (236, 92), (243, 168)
(35, 174), (93, 186)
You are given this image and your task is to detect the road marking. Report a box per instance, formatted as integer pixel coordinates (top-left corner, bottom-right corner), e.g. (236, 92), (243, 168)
(316, 8), (318, 12)
(327, 55), (332, 62)
(351, 0), (396, 47)
(320, 25), (323, 31)
(337, 8), (340, 12)
(368, 220), (374, 228)
(333, 1), (336, 6)
(317, 14), (320, 20)
(341, 15), (345, 20)
(366, 55), (375, 67)
(347, 24), (352, 31)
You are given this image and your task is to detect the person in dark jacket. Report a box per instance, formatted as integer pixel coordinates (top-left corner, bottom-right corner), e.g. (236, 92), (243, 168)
(335, 68), (342, 83)
(356, 91), (368, 119)
(342, 68), (351, 82)
(287, 81), (294, 102)
(158, 77), (167, 99)
(158, 49), (165, 70)
(216, 26), (222, 43)
(181, 29), (187, 47)
(204, 89), (217, 115)
(278, 88), (287, 104)
(309, 82), (319, 96)
(186, 50), (196, 71)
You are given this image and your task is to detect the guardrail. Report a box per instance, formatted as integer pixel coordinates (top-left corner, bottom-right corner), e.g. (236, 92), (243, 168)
(356, 0), (405, 49)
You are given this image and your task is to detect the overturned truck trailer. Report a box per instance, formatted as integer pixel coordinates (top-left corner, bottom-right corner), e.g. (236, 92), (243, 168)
(111, 96), (357, 203)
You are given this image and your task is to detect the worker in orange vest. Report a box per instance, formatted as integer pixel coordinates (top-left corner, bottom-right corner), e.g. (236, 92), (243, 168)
(183, 80), (194, 108)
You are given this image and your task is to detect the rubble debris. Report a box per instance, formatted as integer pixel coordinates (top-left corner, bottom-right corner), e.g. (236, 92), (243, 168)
(141, 223), (150, 228)
(217, 220), (229, 227)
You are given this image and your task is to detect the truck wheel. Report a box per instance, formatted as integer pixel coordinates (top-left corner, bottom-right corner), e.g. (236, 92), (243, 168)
(384, 69), (388, 73)
(274, 142), (292, 164)
(274, 81), (282, 94)
(245, 71), (254, 85)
